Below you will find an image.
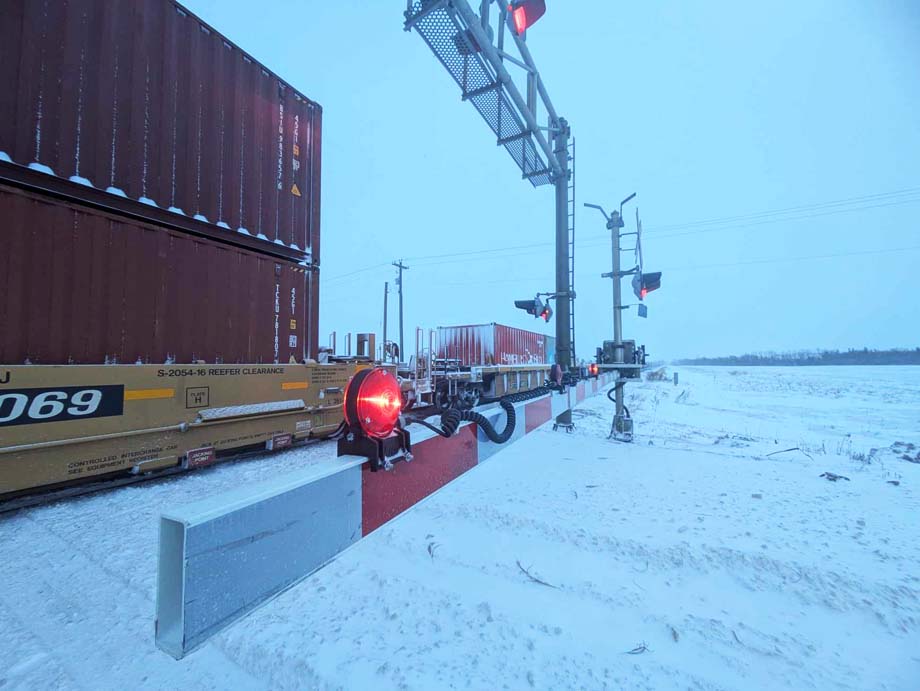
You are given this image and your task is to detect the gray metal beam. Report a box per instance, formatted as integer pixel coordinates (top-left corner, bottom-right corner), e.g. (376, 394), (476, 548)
(497, 130), (533, 145)
(462, 82), (503, 101)
(155, 460), (364, 659)
(508, 26), (560, 127)
(449, 1), (562, 177)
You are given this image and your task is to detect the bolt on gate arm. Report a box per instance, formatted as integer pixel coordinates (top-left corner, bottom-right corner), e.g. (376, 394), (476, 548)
(404, 0), (565, 186)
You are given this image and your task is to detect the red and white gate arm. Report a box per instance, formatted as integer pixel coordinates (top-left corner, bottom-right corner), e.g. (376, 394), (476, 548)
(154, 373), (615, 658)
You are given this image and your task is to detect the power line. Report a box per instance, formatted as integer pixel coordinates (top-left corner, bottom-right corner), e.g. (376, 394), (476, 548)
(322, 187), (920, 281)
(661, 244), (920, 272)
(407, 193), (920, 267)
(323, 261), (390, 283)
(644, 187), (920, 233)
(426, 244), (920, 287)
(393, 192), (920, 272)
(647, 197), (920, 240)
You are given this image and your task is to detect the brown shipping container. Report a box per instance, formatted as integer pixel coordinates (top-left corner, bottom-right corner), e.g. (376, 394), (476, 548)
(0, 0), (321, 259)
(437, 324), (548, 367)
(0, 184), (316, 364)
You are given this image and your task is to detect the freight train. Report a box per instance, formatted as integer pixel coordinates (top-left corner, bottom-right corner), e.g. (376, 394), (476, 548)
(0, 0), (568, 507)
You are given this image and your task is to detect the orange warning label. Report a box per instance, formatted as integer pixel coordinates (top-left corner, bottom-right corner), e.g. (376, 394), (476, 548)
(291, 183), (301, 197)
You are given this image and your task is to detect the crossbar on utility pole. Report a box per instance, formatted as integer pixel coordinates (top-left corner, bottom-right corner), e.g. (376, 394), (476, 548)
(383, 282), (389, 362)
(393, 260), (409, 362)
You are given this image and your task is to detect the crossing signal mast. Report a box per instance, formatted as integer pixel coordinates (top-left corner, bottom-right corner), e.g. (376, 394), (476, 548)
(585, 197), (663, 442)
(404, 0), (575, 429)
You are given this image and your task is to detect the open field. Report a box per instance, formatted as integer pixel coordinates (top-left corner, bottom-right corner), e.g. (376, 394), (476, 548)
(2, 366), (918, 690)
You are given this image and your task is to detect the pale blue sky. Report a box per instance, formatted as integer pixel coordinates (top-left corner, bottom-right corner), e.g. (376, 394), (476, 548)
(184, 1), (920, 360)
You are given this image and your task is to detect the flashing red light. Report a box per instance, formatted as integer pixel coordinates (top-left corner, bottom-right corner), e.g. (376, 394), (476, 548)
(640, 288), (648, 299)
(589, 363), (598, 376)
(343, 368), (402, 439)
(509, 0), (546, 35)
(540, 307), (551, 322)
(511, 5), (527, 34)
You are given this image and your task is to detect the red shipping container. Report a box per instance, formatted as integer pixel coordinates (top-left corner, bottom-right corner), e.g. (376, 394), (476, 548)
(0, 183), (317, 364)
(0, 0), (321, 259)
(437, 324), (547, 367)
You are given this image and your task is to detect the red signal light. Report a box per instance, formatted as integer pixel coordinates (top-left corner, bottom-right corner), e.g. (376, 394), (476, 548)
(511, 5), (527, 34)
(640, 288), (648, 299)
(343, 368), (402, 439)
(509, 0), (546, 35)
(589, 363), (598, 377)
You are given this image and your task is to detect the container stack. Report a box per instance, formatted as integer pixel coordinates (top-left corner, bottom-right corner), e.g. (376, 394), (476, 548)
(0, 0), (321, 364)
(437, 324), (550, 367)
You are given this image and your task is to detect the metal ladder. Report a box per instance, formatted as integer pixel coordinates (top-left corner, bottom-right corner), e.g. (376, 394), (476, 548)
(567, 138), (576, 366)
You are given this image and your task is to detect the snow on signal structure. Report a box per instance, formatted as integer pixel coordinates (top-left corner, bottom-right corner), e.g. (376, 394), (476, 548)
(510, 0), (547, 35)
(338, 368), (412, 471)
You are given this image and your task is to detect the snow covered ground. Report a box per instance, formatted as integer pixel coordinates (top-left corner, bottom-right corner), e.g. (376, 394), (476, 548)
(2, 366), (918, 690)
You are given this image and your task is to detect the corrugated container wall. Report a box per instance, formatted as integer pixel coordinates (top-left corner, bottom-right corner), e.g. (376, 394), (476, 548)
(437, 324), (547, 367)
(0, 185), (315, 364)
(0, 0), (321, 259)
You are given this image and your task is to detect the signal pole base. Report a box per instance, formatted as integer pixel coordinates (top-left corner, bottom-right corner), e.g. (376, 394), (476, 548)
(553, 421), (576, 433)
(609, 414), (634, 443)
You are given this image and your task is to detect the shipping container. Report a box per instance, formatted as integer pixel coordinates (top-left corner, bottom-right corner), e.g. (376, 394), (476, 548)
(437, 324), (548, 367)
(0, 183), (317, 364)
(0, 0), (321, 259)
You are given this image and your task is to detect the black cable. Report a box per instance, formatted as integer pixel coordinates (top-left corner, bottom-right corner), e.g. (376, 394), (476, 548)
(406, 386), (547, 443)
(325, 420), (347, 440)
(605, 385), (631, 419)
(461, 400), (515, 444)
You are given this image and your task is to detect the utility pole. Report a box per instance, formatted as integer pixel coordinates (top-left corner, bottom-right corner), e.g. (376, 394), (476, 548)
(393, 260), (409, 361)
(553, 119), (573, 429)
(382, 281), (389, 362)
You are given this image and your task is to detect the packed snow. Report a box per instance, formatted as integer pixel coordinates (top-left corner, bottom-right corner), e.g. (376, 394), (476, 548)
(1, 366), (918, 690)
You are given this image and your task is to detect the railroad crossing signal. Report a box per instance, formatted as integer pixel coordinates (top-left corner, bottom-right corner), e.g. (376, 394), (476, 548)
(515, 295), (552, 322)
(510, 0), (547, 35)
(632, 271), (662, 300)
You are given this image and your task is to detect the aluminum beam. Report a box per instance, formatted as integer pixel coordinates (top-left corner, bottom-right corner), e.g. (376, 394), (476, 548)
(155, 459), (364, 659)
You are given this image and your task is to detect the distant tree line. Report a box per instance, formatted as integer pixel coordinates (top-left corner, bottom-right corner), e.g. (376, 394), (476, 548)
(674, 348), (920, 366)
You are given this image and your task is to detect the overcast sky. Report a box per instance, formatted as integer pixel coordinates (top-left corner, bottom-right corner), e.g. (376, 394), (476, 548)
(183, 0), (920, 361)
